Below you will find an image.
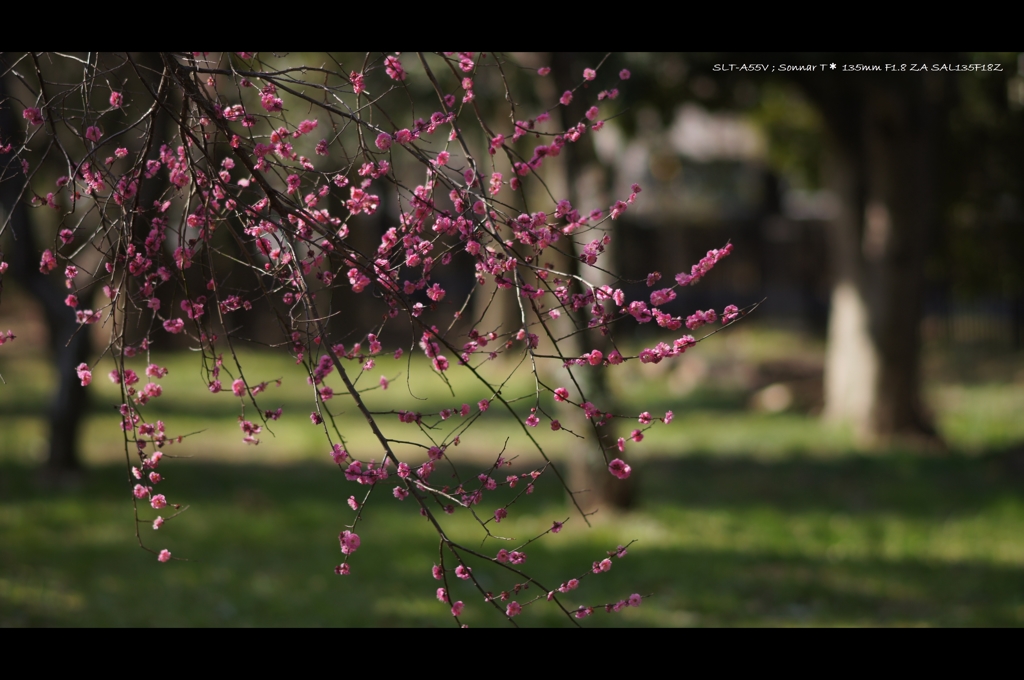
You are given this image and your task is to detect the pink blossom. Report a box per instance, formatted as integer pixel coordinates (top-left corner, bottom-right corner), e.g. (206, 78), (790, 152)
(231, 378), (245, 397)
(375, 132), (392, 150)
(451, 601), (464, 616)
(109, 92), (123, 108)
(639, 412), (652, 425)
(628, 593), (642, 607)
(85, 126), (102, 143)
(673, 336), (696, 353)
(260, 93), (283, 112)
(436, 587), (448, 602)
(537, 67), (551, 76)
(583, 68), (597, 80)
(607, 350), (624, 365)
(158, 549), (171, 562)
(150, 494), (167, 509)
(556, 578), (580, 594)
(586, 106), (600, 121)
(455, 564), (472, 580)
(553, 387), (569, 402)
(330, 444), (348, 464)
(599, 558), (613, 572)
(506, 601), (522, 617)
(525, 414), (539, 427)
(496, 549), (509, 563)
(551, 521), (563, 533)
(339, 530), (361, 555)
(39, 249), (57, 274)
(335, 563), (351, 575)
(163, 318), (184, 334)
(608, 458), (632, 480)
(384, 55), (406, 81)
(347, 495), (359, 510)
(432, 564), (444, 580)
(639, 348), (659, 364)
(350, 71), (365, 95)
(75, 309), (101, 325)
(494, 507), (507, 522)
(663, 410), (674, 424)
(76, 363), (92, 386)
(559, 91), (573, 106)
(509, 551), (526, 565)
(133, 484), (151, 499)
(620, 69), (631, 80)
(631, 429), (644, 443)
(426, 283), (445, 301)
(551, 420), (561, 431)
(295, 119), (318, 136)
(650, 288), (677, 306)
(393, 486), (409, 500)
(23, 107), (43, 125)
(152, 516), (164, 530)
(478, 399), (490, 412)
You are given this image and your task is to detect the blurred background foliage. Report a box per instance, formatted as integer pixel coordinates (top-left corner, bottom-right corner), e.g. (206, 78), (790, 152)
(2, 52), (1024, 626)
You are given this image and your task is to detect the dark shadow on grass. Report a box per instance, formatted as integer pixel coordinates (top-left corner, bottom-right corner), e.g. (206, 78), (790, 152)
(4, 456), (1024, 627)
(636, 448), (1024, 519)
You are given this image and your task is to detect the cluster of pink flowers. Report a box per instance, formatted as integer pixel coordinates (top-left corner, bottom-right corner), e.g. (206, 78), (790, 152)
(675, 244), (734, 287)
(8, 53), (751, 625)
(608, 458), (632, 480)
(339, 530), (360, 555)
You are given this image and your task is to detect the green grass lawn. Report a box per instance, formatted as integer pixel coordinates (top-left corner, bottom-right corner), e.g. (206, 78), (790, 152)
(4, 453), (1024, 627)
(3, 326), (1024, 626)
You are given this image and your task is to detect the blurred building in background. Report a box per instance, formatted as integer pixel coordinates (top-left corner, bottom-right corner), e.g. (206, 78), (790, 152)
(598, 103), (832, 336)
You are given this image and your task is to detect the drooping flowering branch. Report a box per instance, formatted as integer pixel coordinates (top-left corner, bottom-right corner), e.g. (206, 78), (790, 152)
(0, 51), (752, 625)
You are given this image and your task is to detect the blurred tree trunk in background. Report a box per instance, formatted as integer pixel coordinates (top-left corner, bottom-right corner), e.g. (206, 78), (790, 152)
(802, 73), (949, 442)
(0, 76), (90, 474)
(551, 53), (635, 509)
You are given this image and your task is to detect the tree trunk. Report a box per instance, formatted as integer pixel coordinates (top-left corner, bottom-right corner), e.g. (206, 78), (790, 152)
(1, 76), (91, 474)
(817, 79), (943, 443)
(551, 53), (635, 509)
